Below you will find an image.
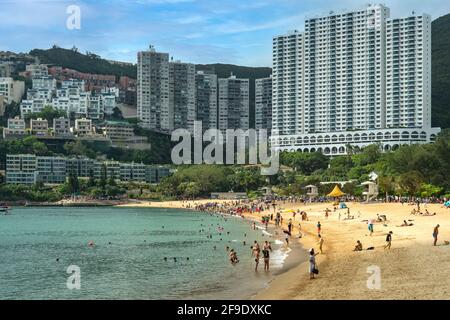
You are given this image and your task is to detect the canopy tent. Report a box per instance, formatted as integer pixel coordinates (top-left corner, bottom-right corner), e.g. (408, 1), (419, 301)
(327, 185), (346, 198)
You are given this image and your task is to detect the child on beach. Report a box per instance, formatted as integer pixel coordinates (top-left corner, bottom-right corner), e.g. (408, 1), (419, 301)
(433, 225), (440, 246)
(384, 231), (393, 249)
(354, 240), (363, 251)
(317, 221), (322, 236)
(317, 235), (324, 254)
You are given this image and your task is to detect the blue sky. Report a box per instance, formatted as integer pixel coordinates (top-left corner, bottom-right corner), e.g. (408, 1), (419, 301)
(1, 0), (449, 67)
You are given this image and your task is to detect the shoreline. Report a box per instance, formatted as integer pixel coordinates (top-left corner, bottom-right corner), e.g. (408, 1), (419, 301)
(118, 199), (450, 300)
(118, 199), (313, 299)
(11, 199), (450, 299)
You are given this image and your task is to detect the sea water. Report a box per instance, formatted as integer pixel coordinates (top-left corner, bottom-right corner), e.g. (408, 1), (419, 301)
(0, 207), (291, 300)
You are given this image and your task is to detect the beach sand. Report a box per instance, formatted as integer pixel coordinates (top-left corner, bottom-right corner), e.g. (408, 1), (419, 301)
(119, 200), (450, 300)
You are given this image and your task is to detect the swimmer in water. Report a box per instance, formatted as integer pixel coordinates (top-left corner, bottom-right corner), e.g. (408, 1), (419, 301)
(88, 241), (95, 247)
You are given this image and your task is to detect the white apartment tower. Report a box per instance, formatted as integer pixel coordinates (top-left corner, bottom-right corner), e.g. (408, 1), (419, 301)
(272, 31), (304, 135)
(218, 75), (250, 131)
(304, 4), (390, 133)
(255, 76), (273, 133)
(195, 71), (218, 131)
(272, 4), (439, 155)
(137, 46), (170, 132)
(386, 14), (432, 129)
(169, 61), (196, 132)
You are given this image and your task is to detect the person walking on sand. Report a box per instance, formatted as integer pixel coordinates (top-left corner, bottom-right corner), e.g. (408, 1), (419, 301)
(384, 231), (393, 249)
(433, 225), (440, 246)
(317, 235), (324, 254)
(309, 248), (319, 279)
(317, 221), (322, 236)
(368, 219), (374, 236)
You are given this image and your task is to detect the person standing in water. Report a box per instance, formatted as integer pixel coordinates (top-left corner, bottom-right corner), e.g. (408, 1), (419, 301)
(252, 241), (261, 272)
(288, 220), (293, 234)
(433, 225), (440, 246)
(309, 248), (319, 279)
(262, 241), (272, 272)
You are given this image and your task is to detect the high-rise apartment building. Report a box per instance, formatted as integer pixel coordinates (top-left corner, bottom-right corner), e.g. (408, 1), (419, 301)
(385, 15), (432, 129)
(195, 70), (218, 131)
(169, 61), (196, 132)
(137, 46), (170, 132)
(218, 75), (249, 131)
(255, 76), (273, 134)
(272, 30), (304, 135)
(272, 5), (440, 155)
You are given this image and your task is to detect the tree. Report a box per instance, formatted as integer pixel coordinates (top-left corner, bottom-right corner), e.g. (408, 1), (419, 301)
(67, 173), (80, 194)
(108, 176), (117, 187)
(63, 141), (96, 158)
(378, 176), (397, 199)
(280, 152), (329, 175)
(87, 169), (96, 187)
(420, 184), (443, 198)
(99, 164), (107, 191)
(398, 171), (424, 196)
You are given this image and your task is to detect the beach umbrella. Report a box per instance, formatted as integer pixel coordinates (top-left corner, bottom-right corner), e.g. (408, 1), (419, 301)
(327, 185), (346, 198)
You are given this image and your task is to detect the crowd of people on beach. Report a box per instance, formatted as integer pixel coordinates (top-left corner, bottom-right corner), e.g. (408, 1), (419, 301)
(180, 195), (449, 284)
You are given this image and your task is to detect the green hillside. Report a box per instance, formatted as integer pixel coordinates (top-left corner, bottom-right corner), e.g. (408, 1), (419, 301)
(29, 47), (136, 79)
(432, 13), (450, 129)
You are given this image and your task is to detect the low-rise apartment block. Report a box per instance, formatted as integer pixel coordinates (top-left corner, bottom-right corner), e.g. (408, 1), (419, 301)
(74, 118), (93, 136)
(6, 154), (171, 185)
(30, 118), (49, 135)
(3, 116), (26, 138)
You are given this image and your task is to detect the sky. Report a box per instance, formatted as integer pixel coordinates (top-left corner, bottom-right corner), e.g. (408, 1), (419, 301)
(1, 0), (449, 67)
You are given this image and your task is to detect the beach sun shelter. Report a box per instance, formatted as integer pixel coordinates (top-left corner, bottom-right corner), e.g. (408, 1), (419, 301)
(327, 185), (346, 198)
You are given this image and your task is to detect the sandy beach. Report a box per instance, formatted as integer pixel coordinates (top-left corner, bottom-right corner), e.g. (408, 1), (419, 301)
(118, 200), (450, 300)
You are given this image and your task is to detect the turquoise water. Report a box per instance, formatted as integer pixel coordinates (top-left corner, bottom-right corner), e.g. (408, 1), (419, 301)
(0, 207), (288, 300)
